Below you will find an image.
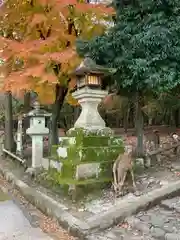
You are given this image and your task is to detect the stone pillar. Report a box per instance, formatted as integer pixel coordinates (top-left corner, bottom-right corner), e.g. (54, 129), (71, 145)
(31, 135), (43, 168)
(16, 117), (23, 157)
(0, 133), (4, 156)
(72, 87), (108, 130)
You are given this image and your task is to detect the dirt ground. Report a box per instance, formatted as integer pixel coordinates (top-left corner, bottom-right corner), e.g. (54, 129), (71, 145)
(112, 125), (178, 136)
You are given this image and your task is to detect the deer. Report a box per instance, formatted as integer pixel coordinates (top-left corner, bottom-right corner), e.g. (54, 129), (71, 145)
(144, 129), (160, 150)
(112, 144), (137, 196)
(170, 132), (180, 155)
(170, 132), (180, 143)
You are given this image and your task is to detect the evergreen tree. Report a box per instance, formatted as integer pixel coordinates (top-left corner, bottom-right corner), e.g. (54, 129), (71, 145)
(77, 0), (180, 156)
(77, 0), (180, 93)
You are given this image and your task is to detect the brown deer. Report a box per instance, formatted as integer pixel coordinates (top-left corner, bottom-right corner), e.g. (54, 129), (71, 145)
(170, 132), (180, 154)
(144, 129), (160, 150)
(112, 145), (136, 196)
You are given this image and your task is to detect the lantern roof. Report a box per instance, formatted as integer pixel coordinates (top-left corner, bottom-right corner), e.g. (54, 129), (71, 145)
(73, 55), (116, 77)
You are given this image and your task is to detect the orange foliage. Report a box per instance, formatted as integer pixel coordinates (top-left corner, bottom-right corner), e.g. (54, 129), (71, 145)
(0, 0), (114, 104)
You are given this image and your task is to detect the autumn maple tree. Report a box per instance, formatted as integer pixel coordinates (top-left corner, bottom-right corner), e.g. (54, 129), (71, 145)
(0, 0), (114, 144)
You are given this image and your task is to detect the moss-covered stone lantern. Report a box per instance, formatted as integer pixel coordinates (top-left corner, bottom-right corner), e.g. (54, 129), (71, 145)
(48, 57), (123, 201)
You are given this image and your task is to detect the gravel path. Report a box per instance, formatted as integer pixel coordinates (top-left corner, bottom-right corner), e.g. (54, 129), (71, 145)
(0, 200), (53, 240)
(88, 196), (180, 240)
(0, 177), (76, 240)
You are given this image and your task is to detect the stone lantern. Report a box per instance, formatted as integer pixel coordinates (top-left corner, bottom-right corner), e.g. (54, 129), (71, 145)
(49, 57), (121, 200)
(71, 56), (113, 131)
(25, 101), (51, 170)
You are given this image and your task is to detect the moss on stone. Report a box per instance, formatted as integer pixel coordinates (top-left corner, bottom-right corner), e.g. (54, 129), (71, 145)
(46, 128), (124, 199)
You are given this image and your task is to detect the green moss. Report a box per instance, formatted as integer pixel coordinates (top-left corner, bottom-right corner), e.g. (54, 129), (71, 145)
(67, 127), (113, 138)
(46, 127), (124, 199)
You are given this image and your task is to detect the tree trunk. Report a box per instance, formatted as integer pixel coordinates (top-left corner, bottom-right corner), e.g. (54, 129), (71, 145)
(4, 92), (15, 152)
(50, 84), (68, 146)
(129, 103), (134, 128)
(123, 103), (130, 133)
(135, 93), (144, 157)
(174, 109), (179, 127)
(148, 117), (153, 126)
(23, 92), (31, 137)
(170, 110), (175, 126)
(134, 103), (138, 134)
(24, 91), (31, 112)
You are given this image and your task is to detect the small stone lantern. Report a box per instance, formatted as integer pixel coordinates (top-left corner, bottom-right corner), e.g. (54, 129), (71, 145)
(25, 101), (51, 169)
(71, 56), (114, 130)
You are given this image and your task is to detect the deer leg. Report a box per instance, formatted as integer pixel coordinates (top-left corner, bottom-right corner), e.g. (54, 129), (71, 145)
(118, 171), (127, 193)
(112, 169), (118, 192)
(130, 169), (136, 190)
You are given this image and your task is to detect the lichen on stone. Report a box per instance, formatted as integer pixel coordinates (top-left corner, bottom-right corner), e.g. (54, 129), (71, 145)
(46, 128), (124, 199)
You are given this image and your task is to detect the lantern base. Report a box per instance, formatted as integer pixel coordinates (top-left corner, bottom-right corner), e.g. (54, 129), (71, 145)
(67, 126), (113, 136)
(72, 87), (108, 130)
(48, 129), (124, 201)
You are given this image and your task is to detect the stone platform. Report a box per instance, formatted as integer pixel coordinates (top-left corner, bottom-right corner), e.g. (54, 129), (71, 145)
(88, 196), (180, 240)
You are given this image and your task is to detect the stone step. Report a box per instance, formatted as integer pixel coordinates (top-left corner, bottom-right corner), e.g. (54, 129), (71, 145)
(86, 196), (180, 240)
(87, 227), (156, 240)
(161, 197), (180, 213)
(125, 201), (180, 239)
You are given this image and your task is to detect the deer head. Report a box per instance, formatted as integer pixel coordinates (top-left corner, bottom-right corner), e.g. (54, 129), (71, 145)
(172, 133), (179, 141)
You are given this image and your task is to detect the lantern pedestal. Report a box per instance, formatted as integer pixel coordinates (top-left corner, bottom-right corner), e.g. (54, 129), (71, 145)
(49, 129), (124, 201)
(72, 86), (108, 130)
